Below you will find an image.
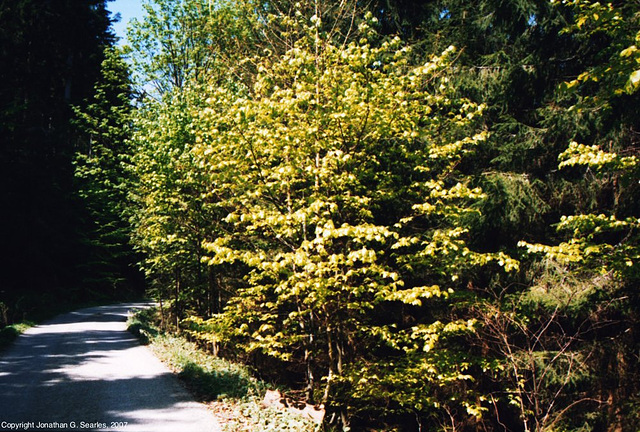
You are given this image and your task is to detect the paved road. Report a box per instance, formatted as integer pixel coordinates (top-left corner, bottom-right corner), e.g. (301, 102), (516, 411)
(0, 303), (221, 432)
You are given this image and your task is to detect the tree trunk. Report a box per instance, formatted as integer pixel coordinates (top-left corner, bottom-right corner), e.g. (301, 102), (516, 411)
(159, 297), (166, 331)
(174, 268), (181, 331)
(322, 323), (350, 431)
(208, 267), (220, 314)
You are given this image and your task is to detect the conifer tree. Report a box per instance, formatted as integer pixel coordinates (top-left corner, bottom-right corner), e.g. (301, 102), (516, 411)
(73, 46), (142, 298)
(0, 0), (118, 316)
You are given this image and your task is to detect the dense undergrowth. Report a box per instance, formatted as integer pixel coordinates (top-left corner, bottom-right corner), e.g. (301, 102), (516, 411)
(127, 307), (318, 432)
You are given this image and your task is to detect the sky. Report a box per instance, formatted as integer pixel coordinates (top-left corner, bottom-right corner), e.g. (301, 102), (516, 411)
(107, 0), (145, 44)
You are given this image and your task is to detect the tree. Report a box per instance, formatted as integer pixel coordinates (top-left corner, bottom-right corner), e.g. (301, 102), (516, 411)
(511, 2), (640, 429)
(73, 46), (143, 298)
(128, 83), (225, 327)
(126, 0), (259, 95)
(192, 13), (519, 428)
(517, 143), (640, 430)
(122, 0), (640, 429)
(0, 0), (117, 317)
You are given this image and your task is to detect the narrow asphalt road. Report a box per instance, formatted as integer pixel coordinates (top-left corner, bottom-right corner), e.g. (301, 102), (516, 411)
(0, 303), (221, 432)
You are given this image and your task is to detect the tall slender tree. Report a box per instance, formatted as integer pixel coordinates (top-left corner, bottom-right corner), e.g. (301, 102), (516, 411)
(73, 46), (143, 299)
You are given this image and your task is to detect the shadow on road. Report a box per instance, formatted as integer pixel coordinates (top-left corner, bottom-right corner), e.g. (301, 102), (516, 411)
(0, 303), (219, 432)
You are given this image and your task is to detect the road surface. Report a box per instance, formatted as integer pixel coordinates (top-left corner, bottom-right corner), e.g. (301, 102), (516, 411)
(0, 303), (221, 432)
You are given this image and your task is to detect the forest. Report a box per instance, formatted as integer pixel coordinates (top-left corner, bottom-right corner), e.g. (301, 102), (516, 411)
(1, 0), (639, 430)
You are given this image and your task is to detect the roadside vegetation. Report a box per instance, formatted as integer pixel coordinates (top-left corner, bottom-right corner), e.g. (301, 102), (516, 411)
(127, 307), (318, 432)
(0, 322), (34, 352)
(2, 0), (639, 430)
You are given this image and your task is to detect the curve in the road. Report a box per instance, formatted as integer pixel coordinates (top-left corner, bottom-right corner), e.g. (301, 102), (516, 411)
(0, 303), (221, 432)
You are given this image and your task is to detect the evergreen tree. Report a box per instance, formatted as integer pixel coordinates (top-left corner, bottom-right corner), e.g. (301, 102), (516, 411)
(515, 2), (640, 429)
(73, 46), (143, 299)
(0, 0), (117, 317)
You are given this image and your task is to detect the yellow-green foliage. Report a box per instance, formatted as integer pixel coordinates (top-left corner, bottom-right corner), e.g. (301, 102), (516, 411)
(558, 0), (640, 95)
(558, 141), (638, 171)
(122, 1), (640, 430)
(521, 141), (639, 280)
(188, 15), (518, 424)
(520, 0), (640, 287)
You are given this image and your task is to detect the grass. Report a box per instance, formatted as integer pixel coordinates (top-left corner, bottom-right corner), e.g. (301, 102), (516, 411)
(127, 308), (318, 432)
(0, 322), (35, 351)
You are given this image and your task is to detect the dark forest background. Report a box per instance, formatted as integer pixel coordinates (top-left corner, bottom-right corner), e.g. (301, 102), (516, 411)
(0, 0), (143, 321)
